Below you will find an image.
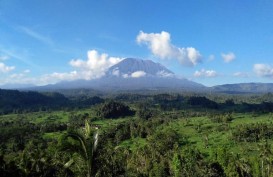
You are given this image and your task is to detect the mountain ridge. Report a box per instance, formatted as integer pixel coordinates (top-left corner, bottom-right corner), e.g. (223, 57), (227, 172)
(2, 58), (273, 93)
(34, 58), (205, 91)
(211, 83), (273, 93)
(106, 58), (174, 78)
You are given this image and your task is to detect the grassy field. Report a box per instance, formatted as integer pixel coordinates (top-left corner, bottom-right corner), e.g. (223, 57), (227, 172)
(165, 112), (273, 159)
(1, 108), (272, 161)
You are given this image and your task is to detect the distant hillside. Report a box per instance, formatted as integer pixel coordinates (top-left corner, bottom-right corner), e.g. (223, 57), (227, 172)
(0, 83), (35, 89)
(0, 89), (69, 114)
(0, 89), (104, 114)
(211, 83), (273, 93)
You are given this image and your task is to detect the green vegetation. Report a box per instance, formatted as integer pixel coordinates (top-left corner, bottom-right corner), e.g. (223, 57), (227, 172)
(96, 100), (134, 119)
(1, 89), (273, 176)
(0, 89), (104, 114)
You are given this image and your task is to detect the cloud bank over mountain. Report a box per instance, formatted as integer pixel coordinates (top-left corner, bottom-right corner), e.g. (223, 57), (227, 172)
(254, 64), (273, 78)
(69, 50), (123, 80)
(36, 58), (205, 91)
(137, 31), (202, 66)
(194, 69), (217, 78)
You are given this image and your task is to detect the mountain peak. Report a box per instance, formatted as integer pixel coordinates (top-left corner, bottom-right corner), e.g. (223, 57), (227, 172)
(106, 58), (174, 78)
(34, 58), (205, 91)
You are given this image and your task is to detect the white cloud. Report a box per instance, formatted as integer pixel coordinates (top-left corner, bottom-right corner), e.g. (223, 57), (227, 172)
(233, 72), (249, 78)
(121, 71), (147, 78)
(38, 54), (117, 84)
(1, 50), (123, 86)
(8, 69), (31, 80)
(122, 74), (129, 78)
(9, 73), (25, 79)
(69, 50), (123, 80)
(194, 69), (217, 78)
(221, 52), (235, 63)
(0, 62), (15, 73)
(136, 31), (202, 66)
(0, 70), (32, 86)
(131, 71), (146, 78)
(20, 50), (122, 85)
(111, 68), (120, 77)
(40, 71), (79, 84)
(253, 64), (273, 78)
(157, 70), (174, 77)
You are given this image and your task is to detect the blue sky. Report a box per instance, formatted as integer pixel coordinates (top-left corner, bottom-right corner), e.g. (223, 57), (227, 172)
(1, 0), (273, 86)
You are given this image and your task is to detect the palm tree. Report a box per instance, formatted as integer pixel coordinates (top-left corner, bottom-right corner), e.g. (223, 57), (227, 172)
(18, 141), (67, 177)
(65, 120), (99, 177)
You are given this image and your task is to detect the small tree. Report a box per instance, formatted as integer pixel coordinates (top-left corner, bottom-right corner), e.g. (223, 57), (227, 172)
(97, 101), (134, 119)
(137, 107), (153, 120)
(64, 121), (99, 177)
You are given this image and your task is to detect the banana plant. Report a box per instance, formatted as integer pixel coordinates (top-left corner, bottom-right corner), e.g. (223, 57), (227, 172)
(65, 120), (99, 177)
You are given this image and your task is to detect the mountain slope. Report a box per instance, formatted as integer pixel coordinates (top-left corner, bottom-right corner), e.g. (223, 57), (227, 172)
(211, 83), (273, 93)
(0, 83), (36, 89)
(39, 58), (205, 91)
(106, 58), (174, 77)
(0, 89), (69, 114)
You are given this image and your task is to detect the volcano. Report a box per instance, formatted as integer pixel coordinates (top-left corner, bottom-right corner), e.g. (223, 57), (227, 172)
(36, 58), (205, 91)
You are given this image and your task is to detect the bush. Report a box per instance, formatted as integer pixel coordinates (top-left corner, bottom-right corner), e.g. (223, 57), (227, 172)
(137, 107), (154, 120)
(96, 101), (135, 118)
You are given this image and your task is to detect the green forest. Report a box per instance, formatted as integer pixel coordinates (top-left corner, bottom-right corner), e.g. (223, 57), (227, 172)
(1, 89), (273, 176)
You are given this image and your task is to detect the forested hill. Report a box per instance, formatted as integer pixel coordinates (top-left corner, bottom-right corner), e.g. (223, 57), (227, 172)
(0, 89), (104, 114)
(212, 83), (273, 93)
(0, 89), (69, 114)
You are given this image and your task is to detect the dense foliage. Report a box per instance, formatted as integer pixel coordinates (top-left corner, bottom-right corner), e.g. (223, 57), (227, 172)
(0, 89), (104, 114)
(96, 101), (134, 118)
(1, 90), (273, 176)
